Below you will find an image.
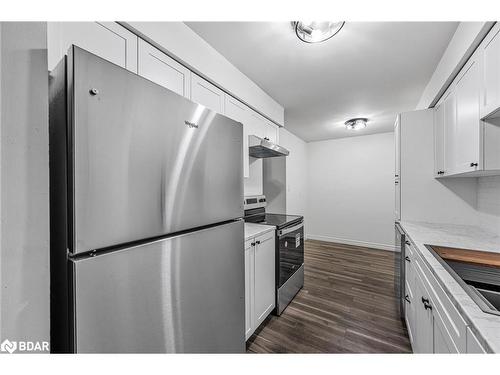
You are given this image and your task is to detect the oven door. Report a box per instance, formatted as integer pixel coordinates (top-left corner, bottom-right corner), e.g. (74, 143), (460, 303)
(277, 221), (304, 288)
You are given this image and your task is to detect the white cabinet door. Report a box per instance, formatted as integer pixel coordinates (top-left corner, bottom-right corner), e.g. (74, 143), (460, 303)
(443, 90), (457, 175)
(137, 39), (190, 98)
(480, 23), (500, 118)
(253, 230), (276, 328)
(247, 111), (269, 140)
(244, 239), (255, 341)
(466, 327), (487, 353)
(225, 95), (250, 178)
(454, 54), (482, 173)
(434, 103), (445, 176)
(191, 73), (225, 113)
(413, 274), (434, 353)
(263, 122), (279, 143)
(48, 22), (138, 72)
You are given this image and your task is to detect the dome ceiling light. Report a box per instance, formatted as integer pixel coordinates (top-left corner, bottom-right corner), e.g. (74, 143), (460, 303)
(294, 21), (345, 43)
(345, 118), (368, 131)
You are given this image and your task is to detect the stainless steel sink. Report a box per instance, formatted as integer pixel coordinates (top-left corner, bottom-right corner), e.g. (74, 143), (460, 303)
(425, 245), (500, 316)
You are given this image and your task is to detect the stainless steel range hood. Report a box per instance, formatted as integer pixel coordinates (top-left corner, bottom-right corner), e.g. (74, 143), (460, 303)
(248, 135), (289, 158)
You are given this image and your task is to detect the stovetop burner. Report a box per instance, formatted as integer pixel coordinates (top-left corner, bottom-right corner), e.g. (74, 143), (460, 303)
(244, 212), (303, 230)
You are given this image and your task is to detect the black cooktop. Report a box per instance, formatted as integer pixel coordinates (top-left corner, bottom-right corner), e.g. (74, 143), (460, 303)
(244, 212), (303, 230)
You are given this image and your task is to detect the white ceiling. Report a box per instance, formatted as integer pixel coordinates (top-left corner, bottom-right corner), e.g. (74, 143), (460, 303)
(185, 22), (458, 142)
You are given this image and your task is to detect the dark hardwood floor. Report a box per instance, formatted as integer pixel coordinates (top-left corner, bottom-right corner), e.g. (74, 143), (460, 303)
(246, 240), (412, 353)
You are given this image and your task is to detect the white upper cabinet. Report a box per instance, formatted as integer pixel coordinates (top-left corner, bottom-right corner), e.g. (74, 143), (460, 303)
(434, 104), (445, 176)
(480, 23), (500, 118)
(225, 95), (250, 178)
(137, 39), (191, 98)
(454, 52), (482, 174)
(190, 73), (225, 113)
(442, 91), (457, 176)
(48, 22), (138, 72)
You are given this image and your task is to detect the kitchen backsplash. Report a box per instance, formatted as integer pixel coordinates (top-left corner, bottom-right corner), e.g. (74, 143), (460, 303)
(477, 176), (500, 235)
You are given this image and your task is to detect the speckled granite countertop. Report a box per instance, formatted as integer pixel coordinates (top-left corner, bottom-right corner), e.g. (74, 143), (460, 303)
(244, 222), (275, 241)
(400, 221), (500, 353)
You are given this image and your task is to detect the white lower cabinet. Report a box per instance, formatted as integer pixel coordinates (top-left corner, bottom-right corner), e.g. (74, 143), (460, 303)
(244, 239), (255, 340)
(405, 240), (468, 354)
(466, 327), (487, 353)
(245, 230), (276, 340)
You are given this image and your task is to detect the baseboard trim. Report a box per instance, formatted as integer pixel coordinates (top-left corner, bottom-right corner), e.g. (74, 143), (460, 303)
(306, 234), (396, 252)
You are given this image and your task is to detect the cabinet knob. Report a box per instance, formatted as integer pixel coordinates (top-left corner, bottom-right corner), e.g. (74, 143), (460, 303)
(395, 181), (399, 184)
(470, 162), (478, 167)
(404, 295), (411, 303)
(264, 137), (270, 141)
(255, 240), (261, 245)
(405, 240), (411, 245)
(251, 242), (255, 246)
(437, 171), (445, 175)
(421, 297), (430, 304)
(424, 302), (432, 310)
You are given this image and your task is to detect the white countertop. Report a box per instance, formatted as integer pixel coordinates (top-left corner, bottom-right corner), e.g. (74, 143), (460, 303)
(400, 220), (500, 352)
(244, 222), (275, 240)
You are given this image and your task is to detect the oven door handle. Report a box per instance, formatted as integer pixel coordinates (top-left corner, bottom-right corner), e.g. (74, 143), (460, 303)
(278, 222), (304, 237)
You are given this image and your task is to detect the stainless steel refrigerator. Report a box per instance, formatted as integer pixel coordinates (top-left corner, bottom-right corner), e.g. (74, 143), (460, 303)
(49, 46), (245, 353)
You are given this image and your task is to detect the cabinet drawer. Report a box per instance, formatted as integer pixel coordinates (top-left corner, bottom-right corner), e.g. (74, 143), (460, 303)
(414, 249), (467, 352)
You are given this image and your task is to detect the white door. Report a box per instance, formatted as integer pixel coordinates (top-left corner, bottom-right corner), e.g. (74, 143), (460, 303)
(480, 23), (500, 118)
(137, 39), (191, 98)
(434, 104), (445, 176)
(443, 91), (457, 175)
(253, 231), (276, 328)
(244, 239), (255, 340)
(454, 55), (482, 173)
(191, 73), (225, 113)
(48, 22), (138, 72)
(225, 95), (250, 178)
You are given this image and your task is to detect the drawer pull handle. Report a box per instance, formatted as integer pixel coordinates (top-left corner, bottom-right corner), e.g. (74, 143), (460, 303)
(424, 302), (432, 310)
(470, 162), (478, 167)
(255, 240), (261, 245)
(405, 256), (411, 262)
(404, 295), (411, 303)
(421, 297), (430, 304)
(405, 240), (411, 245)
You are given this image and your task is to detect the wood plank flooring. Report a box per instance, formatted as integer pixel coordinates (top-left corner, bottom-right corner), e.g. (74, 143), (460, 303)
(246, 240), (412, 353)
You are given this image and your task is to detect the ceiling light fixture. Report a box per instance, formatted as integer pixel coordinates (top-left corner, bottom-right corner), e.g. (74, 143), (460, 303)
(345, 118), (368, 130)
(294, 21), (345, 43)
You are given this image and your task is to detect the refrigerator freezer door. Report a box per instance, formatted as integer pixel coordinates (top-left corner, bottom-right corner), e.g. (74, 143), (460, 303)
(72, 220), (245, 353)
(69, 47), (243, 254)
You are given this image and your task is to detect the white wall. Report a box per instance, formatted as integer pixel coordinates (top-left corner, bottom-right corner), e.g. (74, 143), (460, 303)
(279, 128), (307, 218)
(477, 176), (500, 235)
(0, 22), (50, 345)
(122, 22), (284, 126)
(306, 132), (395, 251)
(417, 22), (493, 109)
(244, 158), (263, 196)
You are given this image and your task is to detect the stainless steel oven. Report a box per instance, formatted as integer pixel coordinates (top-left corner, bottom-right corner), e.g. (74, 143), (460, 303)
(243, 195), (304, 316)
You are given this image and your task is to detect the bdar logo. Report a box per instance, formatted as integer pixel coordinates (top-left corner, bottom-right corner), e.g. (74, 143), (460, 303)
(1, 339), (17, 354)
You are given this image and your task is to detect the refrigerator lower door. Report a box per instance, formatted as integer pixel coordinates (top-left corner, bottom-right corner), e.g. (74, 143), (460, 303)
(72, 220), (244, 353)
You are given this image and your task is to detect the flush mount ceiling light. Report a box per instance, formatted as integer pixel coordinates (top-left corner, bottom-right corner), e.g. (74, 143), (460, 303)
(294, 21), (345, 43)
(345, 118), (368, 130)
